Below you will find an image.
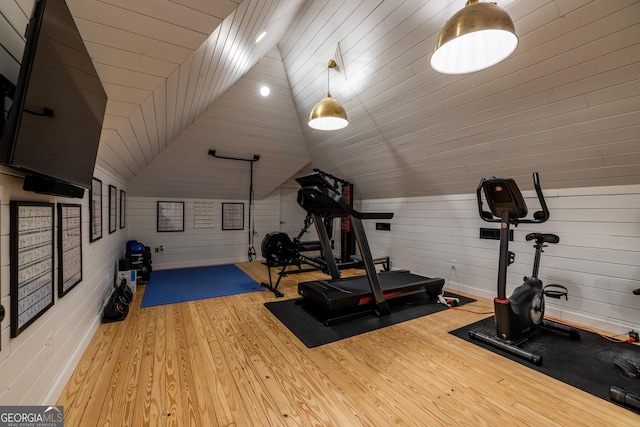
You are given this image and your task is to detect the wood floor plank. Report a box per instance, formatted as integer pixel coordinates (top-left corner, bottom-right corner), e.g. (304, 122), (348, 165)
(149, 303), (168, 427)
(57, 262), (640, 426)
(131, 303), (158, 426)
(172, 304), (200, 426)
(224, 294), (351, 426)
(163, 304), (183, 425)
(179, 302), (223, 426)
(98, 295), (148, 425)
(192, 299), (254, 427)
(57, 320), (112, 425)
(207, 298), (284, 425)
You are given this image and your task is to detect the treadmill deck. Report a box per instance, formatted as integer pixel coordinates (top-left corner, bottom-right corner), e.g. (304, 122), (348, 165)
(298, 270), (445, 312)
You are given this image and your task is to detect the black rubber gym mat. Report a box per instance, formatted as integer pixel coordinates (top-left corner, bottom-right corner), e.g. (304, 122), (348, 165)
(265, 292), (474, 348)
(450, 317), (640, 414)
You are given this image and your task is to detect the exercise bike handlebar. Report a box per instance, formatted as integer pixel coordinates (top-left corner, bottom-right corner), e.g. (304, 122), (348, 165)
(477, 172), (550, 224)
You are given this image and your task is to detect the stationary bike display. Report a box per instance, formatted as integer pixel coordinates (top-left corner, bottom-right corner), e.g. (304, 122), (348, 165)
(471, 172), (579, 365)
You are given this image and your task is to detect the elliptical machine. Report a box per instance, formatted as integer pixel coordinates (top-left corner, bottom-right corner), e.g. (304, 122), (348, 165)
(471, 172), (579, 365)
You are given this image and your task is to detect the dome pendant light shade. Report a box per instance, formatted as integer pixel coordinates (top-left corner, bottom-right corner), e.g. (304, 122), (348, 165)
(431, 0), (518, 75)
(308, 93), (348, 130)
(309, 60), (348, 131)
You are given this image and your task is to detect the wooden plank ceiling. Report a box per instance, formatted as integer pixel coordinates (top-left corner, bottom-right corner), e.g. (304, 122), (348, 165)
(66, 0), (640, 200)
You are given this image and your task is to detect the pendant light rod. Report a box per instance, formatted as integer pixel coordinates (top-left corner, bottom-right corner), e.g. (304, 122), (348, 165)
(326, 59), (337, 95)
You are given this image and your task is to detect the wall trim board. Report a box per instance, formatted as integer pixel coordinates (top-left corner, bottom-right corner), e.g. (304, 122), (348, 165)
(153, 256), (252, 271)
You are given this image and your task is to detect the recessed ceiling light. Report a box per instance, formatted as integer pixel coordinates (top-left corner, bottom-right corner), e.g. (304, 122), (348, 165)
(260, 86), (270, 97)
(255, 31), (267, 43)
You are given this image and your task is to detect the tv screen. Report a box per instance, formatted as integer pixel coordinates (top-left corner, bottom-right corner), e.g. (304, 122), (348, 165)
(0, 0), (107, 191)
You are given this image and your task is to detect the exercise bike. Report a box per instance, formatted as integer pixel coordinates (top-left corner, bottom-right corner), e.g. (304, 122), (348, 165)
(470, 172), (579, 365)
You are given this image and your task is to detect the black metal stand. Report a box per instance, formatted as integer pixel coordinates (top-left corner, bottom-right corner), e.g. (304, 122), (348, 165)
(469, 319), (580, 366)
(469, 329), (543, 365)
(260, 261), (289, 298)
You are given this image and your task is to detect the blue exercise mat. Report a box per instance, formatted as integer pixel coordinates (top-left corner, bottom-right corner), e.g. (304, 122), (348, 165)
(141, 264), (263, 308)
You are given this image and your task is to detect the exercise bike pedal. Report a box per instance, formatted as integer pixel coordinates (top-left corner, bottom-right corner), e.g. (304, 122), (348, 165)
(543, 284), (568, 300)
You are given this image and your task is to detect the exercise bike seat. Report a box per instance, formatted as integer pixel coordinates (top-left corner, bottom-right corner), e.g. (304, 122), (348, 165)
(525, 233), (559, 244)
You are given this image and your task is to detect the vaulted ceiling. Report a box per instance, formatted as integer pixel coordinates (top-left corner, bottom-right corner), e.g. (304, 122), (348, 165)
(64, 0), (639, 200)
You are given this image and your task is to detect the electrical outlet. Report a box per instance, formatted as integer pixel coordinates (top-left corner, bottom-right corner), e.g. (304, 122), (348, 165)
(159, 245), (165, 253)
(450, 259), (457, 270)
(46, 333), (53, 359)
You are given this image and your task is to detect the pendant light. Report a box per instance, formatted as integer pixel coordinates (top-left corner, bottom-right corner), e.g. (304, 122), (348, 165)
(308, 59), (348, 131)
(430, 0), (518, 74)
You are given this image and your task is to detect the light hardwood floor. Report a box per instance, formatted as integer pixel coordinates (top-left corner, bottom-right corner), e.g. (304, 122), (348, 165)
(58, 262), (639, 426)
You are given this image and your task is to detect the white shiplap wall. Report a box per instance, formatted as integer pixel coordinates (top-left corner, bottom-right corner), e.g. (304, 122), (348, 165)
(1, 0), (129, 404)
(126, 192), (280, 270)
(361, 182), (640, 334)
(127, 175), (640, 334)
(0, 166), (128, 405)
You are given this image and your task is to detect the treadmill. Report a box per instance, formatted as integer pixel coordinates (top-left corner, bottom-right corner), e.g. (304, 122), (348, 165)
(295, 172), (444, 322)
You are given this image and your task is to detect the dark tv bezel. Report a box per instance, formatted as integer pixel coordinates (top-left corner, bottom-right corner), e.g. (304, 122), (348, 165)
(0, 0), (107, 192)
(0, 0), (46, 166)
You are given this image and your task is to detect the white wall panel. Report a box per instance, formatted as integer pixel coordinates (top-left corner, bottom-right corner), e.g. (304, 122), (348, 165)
(0, 167), (128, 404)
(126, 193), (280, 270)
(361, 182), (640, 334)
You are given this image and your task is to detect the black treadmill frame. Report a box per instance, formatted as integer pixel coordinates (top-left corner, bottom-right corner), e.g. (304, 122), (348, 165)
(295, 172), (444, 318)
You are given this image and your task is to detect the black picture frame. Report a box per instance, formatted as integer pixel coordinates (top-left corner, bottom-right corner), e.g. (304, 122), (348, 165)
(222, 203), (244, 230)
(10, 201), (55, 338)
(58, 203), (82, 297)
(119, 190), (126, 229)
(157, 201), (184, 232)
(108, 185), (117, 234)
(90, 177), (102, 242)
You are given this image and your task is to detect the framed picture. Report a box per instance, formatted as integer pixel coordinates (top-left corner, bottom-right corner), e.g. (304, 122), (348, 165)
(157, 201), (184, 232)
(194, 201), (215, 229)
(222, 203), (244, 230)
(119, 190), (126, 229)
(90, 177), (102, 242)
(10, 201), (55, 338)
(58, 203), (82, 297)
(108, 185), (117, 234)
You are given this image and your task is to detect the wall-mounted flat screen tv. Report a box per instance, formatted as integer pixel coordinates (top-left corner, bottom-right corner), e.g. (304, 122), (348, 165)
(0, 0), (107, 193)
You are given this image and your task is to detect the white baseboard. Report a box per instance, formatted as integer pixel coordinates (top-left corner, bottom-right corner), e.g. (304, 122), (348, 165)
(153, 257), (256, 271)
(40, 313), (102, 405)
